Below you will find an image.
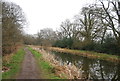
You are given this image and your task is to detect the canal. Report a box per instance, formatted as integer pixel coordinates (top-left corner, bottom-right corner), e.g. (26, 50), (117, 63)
(50, 51), (120, 80)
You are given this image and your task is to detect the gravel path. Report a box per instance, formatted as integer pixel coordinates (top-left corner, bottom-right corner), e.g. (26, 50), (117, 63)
(17, 48), (41, 79)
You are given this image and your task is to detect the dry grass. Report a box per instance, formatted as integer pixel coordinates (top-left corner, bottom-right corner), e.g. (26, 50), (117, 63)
(2, 45), (24, 73)
(31, 47), (82, 79)
(2, 54), (13, 72)
(3, 53), (14, 65)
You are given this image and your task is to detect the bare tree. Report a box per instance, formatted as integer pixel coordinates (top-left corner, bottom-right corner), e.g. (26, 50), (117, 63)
(60, 19), (73, 38)
(75, 6), (104, 45)
(98, 0), (120, 46)
(60, 19), (81, 39)
(2, 1), (26, 54)
(36, 28), (57, 46)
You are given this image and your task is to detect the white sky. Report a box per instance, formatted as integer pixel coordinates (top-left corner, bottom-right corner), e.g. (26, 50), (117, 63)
(9, 0), (95, 34)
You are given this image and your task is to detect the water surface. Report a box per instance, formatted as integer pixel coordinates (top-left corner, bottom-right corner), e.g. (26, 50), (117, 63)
(51, 51), (120, 80)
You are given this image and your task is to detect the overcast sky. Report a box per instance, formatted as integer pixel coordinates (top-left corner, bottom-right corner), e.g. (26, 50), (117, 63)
(9, 0), (95, 34)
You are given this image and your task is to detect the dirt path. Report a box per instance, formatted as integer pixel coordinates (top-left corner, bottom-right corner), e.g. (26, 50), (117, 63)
(17, 48), (41, 79)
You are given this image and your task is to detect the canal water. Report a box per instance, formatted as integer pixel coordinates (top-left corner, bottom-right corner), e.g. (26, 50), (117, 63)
(51, 51), (120, 80)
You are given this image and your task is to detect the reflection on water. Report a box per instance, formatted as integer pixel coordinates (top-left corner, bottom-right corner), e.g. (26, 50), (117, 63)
(50, 51), (120, 80)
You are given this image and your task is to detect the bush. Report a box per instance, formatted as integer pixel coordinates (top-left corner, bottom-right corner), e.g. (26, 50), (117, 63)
(81, 42), (96, 51)
(53, 34), (120, 56)
(53, 37), (73, 49)
(99, 36), (120, 55)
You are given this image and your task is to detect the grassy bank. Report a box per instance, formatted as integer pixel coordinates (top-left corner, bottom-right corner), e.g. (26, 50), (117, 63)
(31, 45), (120, 62)
(48, 47), (120, 62)
(28, 47), (61, 79)
(2, 47), (25, 79)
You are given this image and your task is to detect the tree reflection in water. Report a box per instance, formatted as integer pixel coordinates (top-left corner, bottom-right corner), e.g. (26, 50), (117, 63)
(52, 51), (119, 80)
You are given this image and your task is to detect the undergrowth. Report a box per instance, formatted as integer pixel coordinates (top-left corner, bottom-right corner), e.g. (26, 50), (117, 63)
(2, 48), (25, 79)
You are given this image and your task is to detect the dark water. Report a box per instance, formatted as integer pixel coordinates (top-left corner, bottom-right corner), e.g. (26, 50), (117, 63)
(50, 51), (120, 80)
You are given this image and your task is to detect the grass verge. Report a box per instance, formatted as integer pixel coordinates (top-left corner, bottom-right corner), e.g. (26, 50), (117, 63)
(72, 49), (120, 62)
(28, 47), (61, 79)
(2, 48), (25, 79)
(39, 46), (120, 62)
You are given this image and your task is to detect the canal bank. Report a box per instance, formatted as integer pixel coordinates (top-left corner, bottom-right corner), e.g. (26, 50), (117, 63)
(30, 45), (120, 80)
(29, 47), (82, 79)
(33, 46), (120, 63)
(28, 47), (61, 79)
